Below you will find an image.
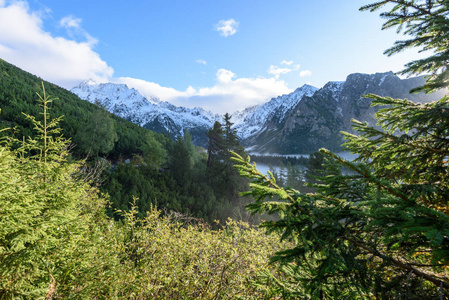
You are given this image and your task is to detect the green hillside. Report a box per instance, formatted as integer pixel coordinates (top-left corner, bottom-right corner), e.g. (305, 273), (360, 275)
(0, 58), (161, 159)
(0, 58), (255, 224)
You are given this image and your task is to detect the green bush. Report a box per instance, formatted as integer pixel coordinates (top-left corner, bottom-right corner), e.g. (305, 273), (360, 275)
(62, 203), (286, 299)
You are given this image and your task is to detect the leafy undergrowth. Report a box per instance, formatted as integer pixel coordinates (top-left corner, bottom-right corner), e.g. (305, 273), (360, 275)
(56, 204), (287, 299)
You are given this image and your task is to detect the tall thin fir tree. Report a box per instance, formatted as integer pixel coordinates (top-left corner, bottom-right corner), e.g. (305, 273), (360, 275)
(0, 84), (106, 298)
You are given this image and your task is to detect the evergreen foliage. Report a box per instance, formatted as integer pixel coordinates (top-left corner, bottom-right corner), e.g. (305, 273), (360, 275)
(207, 121), (225, 168)
(231, 1), (449, 297)
(103, 121), (252, 224)
(206, 115), (254, 222)
(233, 96), (449, 296)
(74, 106), (118, 158)
(0, 85), (107, 298)
(304, 151), (326, 185)
(0, 59), (256, 225)
(0, 58), (159, 160)
(251, 154), (308, 167)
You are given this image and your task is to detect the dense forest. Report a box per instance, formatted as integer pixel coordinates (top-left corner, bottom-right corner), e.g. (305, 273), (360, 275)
(0, 58), (262, 224)
(1, 0), (449, 298)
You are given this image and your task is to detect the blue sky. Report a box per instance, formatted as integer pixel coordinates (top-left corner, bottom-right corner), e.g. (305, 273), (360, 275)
(0, 0), (425, 113)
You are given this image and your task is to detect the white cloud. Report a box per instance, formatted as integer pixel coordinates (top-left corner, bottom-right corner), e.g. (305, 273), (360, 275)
(268, 65), (292, 79)
(268, 61), (303, 79)
(115, 77), (195, 100)
(118, 69), (292, 114)
(59, 14), (97, 45)
(216, 68), (235, 83)
(196, 59), (207, 65)
(215, 19), (239, 37)
(0, 2), (294, 114)
(0, 1), (113, 89)
(60, 15), (81, 28)
(300, 70), (312, 77)
(281, 60), (293, 66)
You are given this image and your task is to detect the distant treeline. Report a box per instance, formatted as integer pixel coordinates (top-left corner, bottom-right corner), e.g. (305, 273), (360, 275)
(249, 154), (309, 166)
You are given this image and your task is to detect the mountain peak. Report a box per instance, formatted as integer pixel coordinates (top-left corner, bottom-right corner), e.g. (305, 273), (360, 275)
(241, 70), (445, 154)
(71, 81), (221, 146)
(75, 78), (98, 88)
(234, 83), (318, 139)
(294, 84), (318, 94)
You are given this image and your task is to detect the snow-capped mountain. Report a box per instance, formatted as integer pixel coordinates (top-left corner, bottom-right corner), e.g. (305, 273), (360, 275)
(233, 84), (318, 139)
(242, 71), (446, 154)
(71, 80), (222, 146)
(71, 72), (444, 154)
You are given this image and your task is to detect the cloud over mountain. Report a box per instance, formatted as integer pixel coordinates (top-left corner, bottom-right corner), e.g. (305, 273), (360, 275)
(117, 68), (292, 114)
(0, 2), (295, 114)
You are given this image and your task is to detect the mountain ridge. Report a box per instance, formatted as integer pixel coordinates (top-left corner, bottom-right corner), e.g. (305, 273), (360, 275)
(71, 71), (446, 154)
(71, 80), (222, 146)
(243, 71), (446, 154)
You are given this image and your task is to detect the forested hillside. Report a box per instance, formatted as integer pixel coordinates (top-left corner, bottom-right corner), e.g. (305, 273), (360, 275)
(0, 58), (156, 159)
(0, 90), (287, 298)
(0, 58), (253, 224)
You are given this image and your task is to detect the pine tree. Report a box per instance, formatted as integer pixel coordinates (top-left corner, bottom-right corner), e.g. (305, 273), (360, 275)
(233, 95), (449, 297)
(232, 1), (449, 297)
(304, 151), (327, 185)
(223, 113), (240, 155)
(170, 134), (192, 184)
(74, 106), (118, 158)
(206, 116), (251, 221)
(207, 121), (225, 168)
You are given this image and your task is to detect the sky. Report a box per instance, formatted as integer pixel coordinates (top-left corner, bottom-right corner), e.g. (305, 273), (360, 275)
(0, 0), (427, 114)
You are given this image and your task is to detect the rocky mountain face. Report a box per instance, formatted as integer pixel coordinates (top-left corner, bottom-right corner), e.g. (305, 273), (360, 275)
(71, 80), (222, 146)
(71, 72), (445, 154)
(233, 84), (318, 140)
(241, 71), (446, 154)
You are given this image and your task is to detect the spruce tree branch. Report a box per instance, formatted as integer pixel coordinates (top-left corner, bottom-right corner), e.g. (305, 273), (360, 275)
(387, 0), (433, 16)
(231, 151), (304, 213)
(320, 149), (410, 203)
(343, 235), (449, 290)
(361, 0), (434, 18)
(376, 132), (446, 155)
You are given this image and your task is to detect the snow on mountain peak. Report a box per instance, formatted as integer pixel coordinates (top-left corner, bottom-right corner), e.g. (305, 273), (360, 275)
(80, 78), (98, 86)
(234, 84), (318, 139)
(70, 71), (412, 149)
(71, 81), (222, 139)
(323, 81), (345, 102)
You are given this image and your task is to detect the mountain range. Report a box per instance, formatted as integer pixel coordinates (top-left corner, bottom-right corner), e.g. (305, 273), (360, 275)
(239, 71), (446, 153)
(71, 80), (222, 146)
(71, 71), (445, 154)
